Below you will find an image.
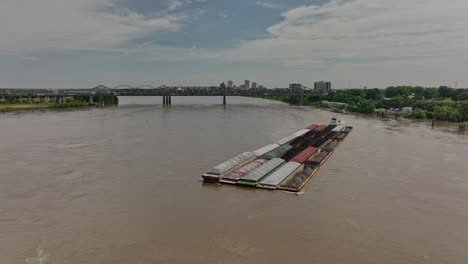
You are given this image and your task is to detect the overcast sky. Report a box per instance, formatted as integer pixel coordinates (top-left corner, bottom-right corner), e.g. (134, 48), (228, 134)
(1, 0), (467, 89)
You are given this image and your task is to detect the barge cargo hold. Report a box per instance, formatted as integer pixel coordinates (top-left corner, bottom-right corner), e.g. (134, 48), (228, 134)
(307, 151), (331, 165)
(260, 144), (293, 160)
(202, 152), (257, 182)
(201, 119), (352, 193)
(336, 126), (353, 141)
(305, 124), (319, 130)
(258, 162), (302, 189)
(238, 158), (285, 186)
(278, 165), (319, 192)
(221, 159), (268, 184)
(275, 129), (309, 145)
(292, 129), (310, 137)
(289, 147), (319, 163)
(253, 144), (279, 156)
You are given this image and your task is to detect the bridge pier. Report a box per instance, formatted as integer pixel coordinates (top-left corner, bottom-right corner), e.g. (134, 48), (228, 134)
(163, 96), (172, 105)
(223, 95), (226, 105)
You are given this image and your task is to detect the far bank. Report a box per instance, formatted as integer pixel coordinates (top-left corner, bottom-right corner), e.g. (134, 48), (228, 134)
(263, 86), (468, 123)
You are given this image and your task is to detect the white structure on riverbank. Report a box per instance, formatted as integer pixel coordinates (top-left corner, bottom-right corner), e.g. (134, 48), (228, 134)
(322, 100), (348, 107)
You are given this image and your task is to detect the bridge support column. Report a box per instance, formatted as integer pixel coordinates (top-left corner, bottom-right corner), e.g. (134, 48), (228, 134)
(163, 96), (166, 105)
(28, 97), (32, 103)
(89, 96), (93, 104)
(168, 96), (171, 105)
(223, 95), (226, 105)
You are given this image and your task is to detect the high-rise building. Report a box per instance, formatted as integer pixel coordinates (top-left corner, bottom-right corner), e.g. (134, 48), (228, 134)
(244, 80), (250, 89)
(251, 82), (257, 89)
(314, 81), (332, 94)
(227, 80), (233, 88)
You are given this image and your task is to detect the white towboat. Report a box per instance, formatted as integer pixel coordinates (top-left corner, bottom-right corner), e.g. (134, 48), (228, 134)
(329, 117), (344, 126)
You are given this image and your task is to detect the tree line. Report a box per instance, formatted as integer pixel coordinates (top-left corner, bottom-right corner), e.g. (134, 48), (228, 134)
(267, 86), (468, 122)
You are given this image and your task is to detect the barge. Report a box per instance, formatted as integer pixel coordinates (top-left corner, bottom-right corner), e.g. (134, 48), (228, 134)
(258, 162), (303, 189)
(202, 152), (257, 182)
(237, 158), (285, 186)
(202, 118), (352, 192)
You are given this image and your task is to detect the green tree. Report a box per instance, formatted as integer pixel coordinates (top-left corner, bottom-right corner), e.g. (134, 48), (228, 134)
(347, 100), (375, 113)
(404, 108), (427, 119)
(422, 88), (439, 99)
(433, 106), (462, 122)
(385, 86), (411, 98)
(438, 86), (454, 98)
(456, 91), (468, 101)
(364, 88), (382, 100)
(458, 101), (468, 121)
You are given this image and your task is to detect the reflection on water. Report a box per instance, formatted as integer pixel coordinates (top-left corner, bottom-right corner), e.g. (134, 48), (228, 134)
(0, 96), (467, 264)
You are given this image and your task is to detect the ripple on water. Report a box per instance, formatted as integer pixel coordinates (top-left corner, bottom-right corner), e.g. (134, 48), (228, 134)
(25, 248), (50, 264)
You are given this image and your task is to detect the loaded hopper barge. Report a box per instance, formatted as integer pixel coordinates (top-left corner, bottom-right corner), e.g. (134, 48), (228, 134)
(202, 118), (353, 192)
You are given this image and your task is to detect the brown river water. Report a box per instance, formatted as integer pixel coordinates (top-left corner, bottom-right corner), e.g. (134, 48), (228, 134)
(0, 96), (467, 264)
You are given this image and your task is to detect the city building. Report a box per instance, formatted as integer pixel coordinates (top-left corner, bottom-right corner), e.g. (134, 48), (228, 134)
(244, 80), (250, 89)
(289, 83), (302, 90)
(251, 82), (257, 89)
(227, 80), (233, 88)
(314, 81), (332, 94)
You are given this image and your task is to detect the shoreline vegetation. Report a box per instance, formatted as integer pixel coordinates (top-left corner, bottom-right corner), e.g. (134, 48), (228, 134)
(0, 97), (118, 113)
(264, 86), (468, 123)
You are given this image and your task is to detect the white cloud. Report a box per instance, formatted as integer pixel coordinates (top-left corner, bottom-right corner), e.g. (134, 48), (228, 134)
(196, 0), (468, 87)
(167, 0), (184, 11)
(2, 0), (468, 88)
(221, 0), (468, 65)
(0, 0), (186, 55)
(167, 0), (208, 11)
(255, 1), (282, 9)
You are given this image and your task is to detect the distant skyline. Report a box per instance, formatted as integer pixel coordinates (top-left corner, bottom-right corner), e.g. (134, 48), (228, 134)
(1, 0), (468, 89)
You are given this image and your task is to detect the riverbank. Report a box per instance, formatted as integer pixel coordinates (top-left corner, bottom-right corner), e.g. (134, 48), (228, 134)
(0, 96), (119, 113)
(262, 96), (467, 132)
(263, 85), (468, 123)
(0, 101), (98, 112)
(0, 104), (52, 112)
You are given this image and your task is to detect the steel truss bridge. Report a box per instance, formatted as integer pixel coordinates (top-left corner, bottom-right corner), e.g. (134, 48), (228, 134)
(0, 84), (324, 105)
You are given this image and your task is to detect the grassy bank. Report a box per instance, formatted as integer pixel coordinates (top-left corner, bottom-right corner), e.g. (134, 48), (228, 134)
(0, 104), (52, 112)
(0, 101), (96, 112)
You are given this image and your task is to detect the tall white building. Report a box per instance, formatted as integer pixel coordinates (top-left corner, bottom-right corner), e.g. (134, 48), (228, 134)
(244, 80), (250, 89)
(227, 80), (233, 88)
(251, 82), (257, 89)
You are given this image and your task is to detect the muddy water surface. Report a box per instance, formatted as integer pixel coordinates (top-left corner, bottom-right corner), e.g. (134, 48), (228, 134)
(1, 96), (467, 263)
